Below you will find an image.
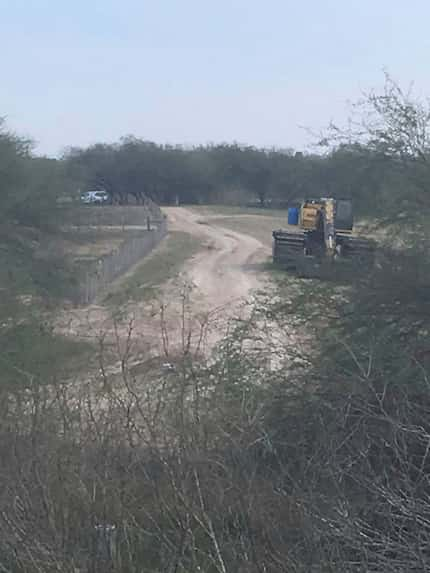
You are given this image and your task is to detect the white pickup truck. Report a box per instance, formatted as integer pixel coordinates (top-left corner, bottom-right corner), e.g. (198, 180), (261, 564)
(80, 190), (109, 205)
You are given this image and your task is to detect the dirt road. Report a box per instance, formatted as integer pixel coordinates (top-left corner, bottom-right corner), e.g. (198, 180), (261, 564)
(56, 207), (270, 357)
(165, 207), (268, 309)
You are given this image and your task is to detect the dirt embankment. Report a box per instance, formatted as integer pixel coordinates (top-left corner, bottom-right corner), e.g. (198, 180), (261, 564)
(55, 207), (271, 357)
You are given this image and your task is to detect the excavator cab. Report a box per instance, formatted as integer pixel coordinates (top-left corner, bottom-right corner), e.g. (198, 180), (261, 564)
(334, 199), (353, 232)
(300, 198), (352, 233)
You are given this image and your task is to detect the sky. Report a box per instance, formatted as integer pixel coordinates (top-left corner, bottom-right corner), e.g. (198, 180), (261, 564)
(1, 0), (430, 156)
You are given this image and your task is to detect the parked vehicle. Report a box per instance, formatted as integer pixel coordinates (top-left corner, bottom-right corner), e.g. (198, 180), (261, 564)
(80, 190), (109, 205)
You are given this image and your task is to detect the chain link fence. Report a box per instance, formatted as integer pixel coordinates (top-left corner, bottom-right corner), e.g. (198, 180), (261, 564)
(60, 204), (162, 228)
(73, 218), (167, 305)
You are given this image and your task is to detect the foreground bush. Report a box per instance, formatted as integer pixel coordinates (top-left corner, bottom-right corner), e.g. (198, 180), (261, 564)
(1, 256), (430, 573)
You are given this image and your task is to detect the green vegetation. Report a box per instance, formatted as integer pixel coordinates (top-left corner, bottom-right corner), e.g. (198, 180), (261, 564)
(0, 322), (93, 389)
(63, 132), (391, 216)
(0, 120), (78, 309)
(105, 231), (201, 306)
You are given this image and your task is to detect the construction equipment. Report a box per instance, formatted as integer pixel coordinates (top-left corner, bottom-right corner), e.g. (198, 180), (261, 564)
(272, 198), (375, 267)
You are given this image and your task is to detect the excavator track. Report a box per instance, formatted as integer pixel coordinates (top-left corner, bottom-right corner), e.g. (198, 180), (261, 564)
(272, 230), (305, 265)
(337, 234), (376, 262)
(273, 230), (376, 266)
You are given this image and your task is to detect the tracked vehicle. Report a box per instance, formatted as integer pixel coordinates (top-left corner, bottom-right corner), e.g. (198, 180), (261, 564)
(272, 198), (375, 266)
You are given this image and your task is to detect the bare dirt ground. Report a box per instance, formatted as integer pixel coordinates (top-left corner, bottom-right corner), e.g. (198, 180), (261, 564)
(166, 207), (268, 307)
(55, 207), (271, 359)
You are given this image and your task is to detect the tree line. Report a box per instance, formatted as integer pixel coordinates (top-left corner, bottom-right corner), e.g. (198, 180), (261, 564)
(65, 139), (391, 216)
(0, 122), (397, 227)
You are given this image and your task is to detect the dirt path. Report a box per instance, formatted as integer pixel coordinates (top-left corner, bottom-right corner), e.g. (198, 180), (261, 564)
(165, 207), (268, 308)
(55, 207), (270, 358)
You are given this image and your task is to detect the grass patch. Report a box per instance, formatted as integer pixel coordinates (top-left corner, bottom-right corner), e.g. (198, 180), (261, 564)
(0, 232), (76, 312)
(61, 229), (126, 259)
(188, 205), (291, 248)
(208, 215), (288, 248)
(105, 231), (201, 306)
(0, 229), (95, 391)
(0, 322), (94, 389)
(189, 204), (289, 219)
(216, 216), (285, 248)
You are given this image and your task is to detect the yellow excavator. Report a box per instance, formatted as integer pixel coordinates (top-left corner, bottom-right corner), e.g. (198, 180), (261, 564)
(272, 198), (375, 266)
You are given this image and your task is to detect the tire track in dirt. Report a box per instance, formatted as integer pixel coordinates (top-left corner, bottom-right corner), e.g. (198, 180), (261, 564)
(165, 207), (268, 310)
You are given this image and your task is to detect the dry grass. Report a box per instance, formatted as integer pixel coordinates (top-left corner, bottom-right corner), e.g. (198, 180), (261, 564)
(105, 230), (202, 306)
(213, 215), (290, 248)
(60, 230), (130, 259)
(190, 204), (289, 219)
(188, 204), (295, 248)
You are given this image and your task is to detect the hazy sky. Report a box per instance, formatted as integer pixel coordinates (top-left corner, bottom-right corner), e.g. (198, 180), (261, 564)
(2, 0), (430, 156)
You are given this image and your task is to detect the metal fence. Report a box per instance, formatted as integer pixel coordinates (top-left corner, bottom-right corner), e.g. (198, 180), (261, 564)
(60, 204), (163, 228)
(73, 218), (167, 305)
